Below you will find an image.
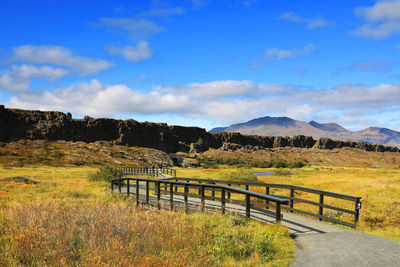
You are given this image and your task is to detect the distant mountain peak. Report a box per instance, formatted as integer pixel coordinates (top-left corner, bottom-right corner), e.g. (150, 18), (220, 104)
(308, 120), (348, 132)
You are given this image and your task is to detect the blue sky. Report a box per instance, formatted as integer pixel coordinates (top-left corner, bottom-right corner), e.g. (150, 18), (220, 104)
(1, 0), (400, 131)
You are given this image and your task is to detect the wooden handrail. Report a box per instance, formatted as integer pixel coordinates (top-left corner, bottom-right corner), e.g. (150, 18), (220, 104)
(110, 177), (288, 223)
(117, 166), (177, 177)
(161, 177), (361, 227)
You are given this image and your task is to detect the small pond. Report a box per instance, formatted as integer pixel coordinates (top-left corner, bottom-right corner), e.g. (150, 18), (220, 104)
(253, 171), (274, 176)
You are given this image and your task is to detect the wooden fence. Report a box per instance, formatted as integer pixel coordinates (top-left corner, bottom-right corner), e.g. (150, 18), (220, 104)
(117, 166), (176, 177)
(110, 177), (289, 223)
(162, 177), (362, 227)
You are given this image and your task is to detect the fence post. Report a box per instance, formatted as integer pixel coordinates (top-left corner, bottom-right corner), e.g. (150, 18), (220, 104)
(198, 181), (202, 196)
(290, 188), (294, 213)
(266, 187), (269, 210)
(170, 183), (174, 211)
(157, 181), (161, 210)
(227, 184), (231, 199)
(276, 202), (281, 223)
(354, 197), (361, 225)
(146, 180), (149, 204)
(246, 193), (250, 219)
(201, 185), (205, 212)
(221, 188), (225, 214)
(211, 183), (215, 200)
(136, 180), (140, 206)
(184, 184), (188, 214)
(175, 180), (178, 192)
(118, 179), (121, 193)
(127, 179), (130, 196)
(319, 194), (324, 221)
(245, 184), (249, 191)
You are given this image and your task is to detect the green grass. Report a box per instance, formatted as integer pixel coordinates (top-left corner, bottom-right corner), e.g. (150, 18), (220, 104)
(176, 165), (400, 241)
(0, 165), (295, 266)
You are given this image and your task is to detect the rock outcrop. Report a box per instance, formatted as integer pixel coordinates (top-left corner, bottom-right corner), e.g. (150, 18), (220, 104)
(1, 106), (399, 154)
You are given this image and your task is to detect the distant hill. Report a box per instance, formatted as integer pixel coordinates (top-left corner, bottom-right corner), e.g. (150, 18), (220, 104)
(210, 116), (400, 147)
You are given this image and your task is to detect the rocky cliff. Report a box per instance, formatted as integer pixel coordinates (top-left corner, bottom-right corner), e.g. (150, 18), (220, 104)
(1, 106), (399, 153)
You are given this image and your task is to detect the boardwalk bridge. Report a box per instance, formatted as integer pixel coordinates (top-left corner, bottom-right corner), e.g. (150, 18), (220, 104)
(111, 166), (362, 235)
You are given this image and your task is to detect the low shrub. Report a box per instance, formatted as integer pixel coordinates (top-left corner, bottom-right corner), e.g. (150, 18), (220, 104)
(274, 169), (292, 176)
(88, 166), (122, 182)
(227, 170), (258, 182)
(198, 156), (307, 169)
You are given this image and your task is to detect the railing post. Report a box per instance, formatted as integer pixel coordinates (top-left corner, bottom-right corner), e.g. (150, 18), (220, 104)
(146, 180), (149, 204)
(184, 184), (188, 214)
(354, 197), (361, 225)
(221, 188), (225, 214)
(201, 185), (205, 212)
(170, 183), (174, 211)
(319, 194), (324, 221)
(136, 179), (140, 206)
(276, 202), (281, 223)
(266, 187), (269, 210)
(127, 179), (130, 196)
(198, 181), (202, 196)
(245, 184), (249, 191)
(118, 179), (121, 193)
(157, 181), (161, 210)
(211, 183), (215, 200)
(246, 193), (250, 219)
(227, 184), (231, 199)
(175, 180), (178, 192)
(290, 188), (294, 213)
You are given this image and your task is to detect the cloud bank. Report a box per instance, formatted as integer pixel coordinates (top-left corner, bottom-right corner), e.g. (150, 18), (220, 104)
(6, 79), (400, 129)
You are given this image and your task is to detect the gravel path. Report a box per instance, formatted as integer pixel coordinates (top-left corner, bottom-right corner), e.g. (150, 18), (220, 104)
(291, 230), (400, 267)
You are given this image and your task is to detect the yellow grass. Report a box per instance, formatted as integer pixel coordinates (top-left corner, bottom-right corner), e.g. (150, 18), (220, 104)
(175, 165), (400, 241)
(0, 165), (295, 266)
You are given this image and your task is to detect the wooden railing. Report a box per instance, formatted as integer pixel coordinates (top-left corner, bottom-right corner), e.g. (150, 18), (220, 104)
(117, 166), (176, 177)
(110, 177), (289, 223)
(162, 177), (362, 228)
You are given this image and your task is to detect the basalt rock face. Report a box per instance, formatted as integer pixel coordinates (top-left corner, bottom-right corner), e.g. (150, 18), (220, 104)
(1, 106), (399, 153)
(0, 107), (215, 153)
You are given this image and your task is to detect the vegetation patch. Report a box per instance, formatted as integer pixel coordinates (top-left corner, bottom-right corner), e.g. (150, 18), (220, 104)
(0, 176), (38, 184)
(198, 156), (307, 169)
(0, 199), (295, 266)
(227, 170), (258, 182)
(88, 166), (122, 182)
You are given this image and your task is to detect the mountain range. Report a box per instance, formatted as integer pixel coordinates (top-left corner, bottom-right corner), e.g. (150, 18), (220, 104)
(210, 116), (400, 147)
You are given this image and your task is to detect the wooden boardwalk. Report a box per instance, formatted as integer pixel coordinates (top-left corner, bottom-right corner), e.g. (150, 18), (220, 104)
(113, 183), (400, 267)
(113, 184), (344, 235)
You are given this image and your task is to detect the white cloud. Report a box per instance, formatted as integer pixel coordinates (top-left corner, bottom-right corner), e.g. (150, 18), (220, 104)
(337, 61), (396, 73)
(157, 80), (290, 98)
(8, 79), (193, 118)
(280, 12), (336, 29)
(0, 73), (30, 93)
(250, 44), (315, 68)
(352, 0), (400, 39)
(12, 45), (113, 75)
(140, 7), (186, 17)
(6, 79), (400, 128)
(106, 41), (154, 62)
(97, 17), (162, 40)
(0, 65), (68, 92)
(11, 65), (67, 80)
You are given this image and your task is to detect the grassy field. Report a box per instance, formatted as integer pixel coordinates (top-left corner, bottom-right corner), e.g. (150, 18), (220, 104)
(176, 165), (400, 241)
(0, 165), (295, 266)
